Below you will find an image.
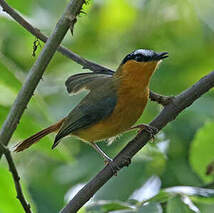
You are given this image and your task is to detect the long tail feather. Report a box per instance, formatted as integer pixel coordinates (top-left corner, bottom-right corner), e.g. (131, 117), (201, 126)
(14, 118), (65, 152)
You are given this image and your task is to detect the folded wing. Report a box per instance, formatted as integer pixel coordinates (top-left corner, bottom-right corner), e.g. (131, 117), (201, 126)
(65, 71), (114, 94)
(52, 72), (117, 148)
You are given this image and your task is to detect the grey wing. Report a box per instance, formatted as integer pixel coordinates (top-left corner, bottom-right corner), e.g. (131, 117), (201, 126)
(65, 72), (114, 94)
(52, 79), (117, 148)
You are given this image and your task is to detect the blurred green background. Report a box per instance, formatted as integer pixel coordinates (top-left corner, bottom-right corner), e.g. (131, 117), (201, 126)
(0, 0), (214, 212)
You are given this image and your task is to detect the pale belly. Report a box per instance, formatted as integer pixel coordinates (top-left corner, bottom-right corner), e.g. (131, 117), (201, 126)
(73, 89), (149, 142)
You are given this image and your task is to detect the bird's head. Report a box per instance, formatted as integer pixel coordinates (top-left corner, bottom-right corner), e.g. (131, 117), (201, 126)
(121, 49), (168, 65)
(116, 49), (168, 79)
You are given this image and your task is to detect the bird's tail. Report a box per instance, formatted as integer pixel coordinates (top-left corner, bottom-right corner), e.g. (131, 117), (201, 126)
(14, 118), (65, 152)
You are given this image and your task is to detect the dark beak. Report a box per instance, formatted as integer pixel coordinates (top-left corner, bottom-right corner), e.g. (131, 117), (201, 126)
(156, 52), (168, 60)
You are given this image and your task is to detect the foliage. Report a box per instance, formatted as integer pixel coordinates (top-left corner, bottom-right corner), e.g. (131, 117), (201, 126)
(0, 0), (214, 212)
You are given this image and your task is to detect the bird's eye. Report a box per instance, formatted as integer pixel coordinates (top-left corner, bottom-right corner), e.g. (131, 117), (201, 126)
(135, 54), (143, 62)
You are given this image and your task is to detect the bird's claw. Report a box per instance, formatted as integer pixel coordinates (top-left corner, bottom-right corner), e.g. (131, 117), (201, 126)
(104, 157), (113, 165)
(121, 156), (131, 167)
(104, 158), (120, 176)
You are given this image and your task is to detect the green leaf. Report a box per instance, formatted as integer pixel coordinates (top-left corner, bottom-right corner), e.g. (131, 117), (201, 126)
(0, 83), (17, 106)
(0, 105), (10, 125)
(190, 121), (214, 182)
(0, 165), (35, 213)
(167, 195), (198, 213)
(142, 191), (171, 204)
(99, 0), (136, 35)
(197, 203), (214, 213)
(137, 202), (162, 213)
(86, 200), (133, 212)
(164, 186), (214, 197)
(0, 61), (22, 106)
(6, 0), (34, 15)
(0, 61), (22, 92)
(142, 186), (214, 208)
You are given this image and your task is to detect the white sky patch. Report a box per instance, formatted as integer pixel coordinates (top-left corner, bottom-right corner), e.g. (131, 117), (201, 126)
(0, 7), (11, 18)
(156, 140), (170, 154)
(165, 186), (214, 197)
(64, 183), (93, 206)
(181, 195), (200, 213)
(130, 176), (161, 202)
(0, 84), (16, 106)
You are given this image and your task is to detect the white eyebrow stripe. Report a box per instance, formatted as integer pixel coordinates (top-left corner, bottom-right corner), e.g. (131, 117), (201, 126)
(134, 49), (153, 56)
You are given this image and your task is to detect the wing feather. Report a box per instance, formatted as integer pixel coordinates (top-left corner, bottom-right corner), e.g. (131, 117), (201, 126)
(65, 72), (114, 94)
(53, 77), (117, 148)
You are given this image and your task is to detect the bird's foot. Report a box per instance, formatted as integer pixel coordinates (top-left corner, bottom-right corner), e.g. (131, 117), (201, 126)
(130, 124), (158, 141)
(121, 156), (131, 167)
(104, 156), (113, 165)
(104, 157), (120, 176)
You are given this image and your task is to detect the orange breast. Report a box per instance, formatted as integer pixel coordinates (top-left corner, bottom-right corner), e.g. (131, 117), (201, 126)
(73, 87), (149, 142)
(72, 60), (157, 142)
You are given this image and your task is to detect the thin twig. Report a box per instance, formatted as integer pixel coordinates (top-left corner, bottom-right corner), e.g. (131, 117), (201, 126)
(0, 0), (86, 158)
(0, 0), (112, 73)
(0, 144), (32, 213)
(61, 71), (214, 213)
(149, 91), (174, 106)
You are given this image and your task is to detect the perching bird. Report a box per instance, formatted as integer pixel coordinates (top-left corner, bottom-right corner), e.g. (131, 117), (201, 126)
(14, 49), (168, 163)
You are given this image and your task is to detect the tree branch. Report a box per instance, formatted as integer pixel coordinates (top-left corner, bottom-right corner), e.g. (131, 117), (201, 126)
(149, 91), (174, 106)
(0, 144), (32, 213)
(0, 0), (85, 158)
(0, 0), (111, 73)
(60, 71), (214, 213)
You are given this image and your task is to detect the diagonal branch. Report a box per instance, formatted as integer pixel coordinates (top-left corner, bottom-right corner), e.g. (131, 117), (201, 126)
(0, 144), (32, 213)
(0, 0), (86, 158)
(60, 71), (214, 213)
(0, 0), (111, 73)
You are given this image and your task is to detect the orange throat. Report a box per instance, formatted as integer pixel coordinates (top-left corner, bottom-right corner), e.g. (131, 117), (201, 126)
(116, 60), (160, 89)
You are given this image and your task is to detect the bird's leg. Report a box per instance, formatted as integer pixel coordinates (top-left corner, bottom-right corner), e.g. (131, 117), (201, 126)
(89, 143), (118, 175)
(89, 142), (113, 164)
(130, 124), (158, 140)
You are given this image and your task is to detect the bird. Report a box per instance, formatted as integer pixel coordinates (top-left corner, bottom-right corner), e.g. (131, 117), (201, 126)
(14, 49), (168, 163)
